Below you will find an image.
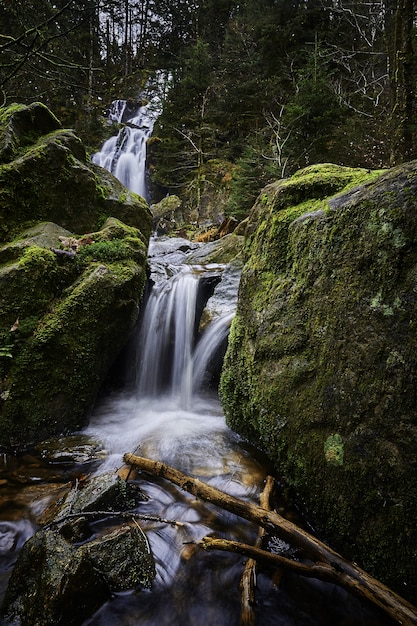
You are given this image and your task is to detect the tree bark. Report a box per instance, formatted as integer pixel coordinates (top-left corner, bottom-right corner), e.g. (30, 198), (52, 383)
(123, 453), (417, 626)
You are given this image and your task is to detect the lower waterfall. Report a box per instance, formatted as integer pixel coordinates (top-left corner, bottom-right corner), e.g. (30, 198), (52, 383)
(80, 237), (390, 626)
(0, 238), (394, 626)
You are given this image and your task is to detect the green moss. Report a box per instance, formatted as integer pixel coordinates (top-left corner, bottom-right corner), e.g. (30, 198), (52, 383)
(324, 433), (344, 466)
(221, 162), (417, 602)
(0, 214), (149, 448)
(76, 240), (130, 263)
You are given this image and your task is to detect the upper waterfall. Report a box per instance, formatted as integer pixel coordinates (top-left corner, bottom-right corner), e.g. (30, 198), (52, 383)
(92, 99), (157, 199)
(92, 74), (168, 200)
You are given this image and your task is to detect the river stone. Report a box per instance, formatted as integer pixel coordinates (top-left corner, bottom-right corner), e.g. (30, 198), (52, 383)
(1, 524), (155, 625)
(1, 529), (109, 626)
(151, 194), (183, 234)
(220, 162), (417, 603)
(36, 434), (106, 465)
(185, 233), (244, 265)
(53, 472), (144, 523)
(83, 524), (155, 591)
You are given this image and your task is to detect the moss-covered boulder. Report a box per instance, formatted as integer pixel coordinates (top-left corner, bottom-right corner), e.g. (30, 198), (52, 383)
(0, 102), (151, 242)
(220, 163), (417, 602)
(0, 102), (152, 449)
(151, 194), (183, 234)
(0, 218), (149, 448)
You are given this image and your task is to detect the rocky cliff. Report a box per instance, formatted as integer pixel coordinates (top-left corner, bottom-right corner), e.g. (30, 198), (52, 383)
(220, 163), (417, 602)
(0, 103), (152, 448)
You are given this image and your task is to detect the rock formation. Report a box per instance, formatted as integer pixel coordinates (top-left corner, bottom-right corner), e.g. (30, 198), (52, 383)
(220, 162), (417, 603)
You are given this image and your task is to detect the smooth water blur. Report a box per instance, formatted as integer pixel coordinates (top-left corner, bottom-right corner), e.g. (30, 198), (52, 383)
(92, 88), (161, 200)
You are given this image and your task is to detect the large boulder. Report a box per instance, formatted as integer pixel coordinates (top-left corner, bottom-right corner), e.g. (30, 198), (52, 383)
(220, 163), (417, 603)
(0, 103), (152, 449)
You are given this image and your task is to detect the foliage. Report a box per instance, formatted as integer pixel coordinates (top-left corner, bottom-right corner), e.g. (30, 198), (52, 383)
(1, 0), (416, 219)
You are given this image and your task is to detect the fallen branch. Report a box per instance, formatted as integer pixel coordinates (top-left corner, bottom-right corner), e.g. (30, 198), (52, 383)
(44, 510), (184, 530)
(123, 452), (417, 626)
(240, 475), (275, 626)
(199, 536), (339, 581)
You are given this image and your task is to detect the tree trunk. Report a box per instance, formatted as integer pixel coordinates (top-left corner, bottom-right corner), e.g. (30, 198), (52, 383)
(123, 453), (417, 626)
(386, 0), (416, 163)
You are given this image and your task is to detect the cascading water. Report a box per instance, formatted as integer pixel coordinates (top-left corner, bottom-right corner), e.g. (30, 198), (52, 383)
(92, 86), (161, 200)
(79, 238), (392, 626)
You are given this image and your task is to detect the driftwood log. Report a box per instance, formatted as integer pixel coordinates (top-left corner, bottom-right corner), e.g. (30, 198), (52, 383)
(123, 452), (417, 626)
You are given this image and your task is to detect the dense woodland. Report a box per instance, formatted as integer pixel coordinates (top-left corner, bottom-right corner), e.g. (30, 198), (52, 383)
(1, 0), (416, 219)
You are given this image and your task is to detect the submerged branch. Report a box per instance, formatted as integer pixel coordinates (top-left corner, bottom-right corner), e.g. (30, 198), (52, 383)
(123, 452), (417, 626)
(240, 475), (275, 626)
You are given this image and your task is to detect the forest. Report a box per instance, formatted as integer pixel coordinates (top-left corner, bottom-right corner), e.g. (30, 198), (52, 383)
(1, 0), (416, 219)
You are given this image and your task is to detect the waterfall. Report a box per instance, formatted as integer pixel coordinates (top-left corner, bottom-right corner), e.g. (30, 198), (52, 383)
(192, 312), (234, 392)
(84, 236), (241, 472)
(136, 261), (233, 407)
(92, 75), (164, 200)
(92, 100), (156, 199)
(136, 267), (199, 403)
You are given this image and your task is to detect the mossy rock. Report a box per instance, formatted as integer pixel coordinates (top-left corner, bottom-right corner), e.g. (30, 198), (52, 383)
(2, 522), (155, 625)
(0, 219), (148, 448)
(0, 102), (62, 164)
(220, 162), (417, 603)
(0, 102), (152, 243)
(1, 530), (109, 626)
(185, 233), (244, 265)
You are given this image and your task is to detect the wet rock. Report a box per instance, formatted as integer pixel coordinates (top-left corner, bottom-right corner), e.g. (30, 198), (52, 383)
(150, 194), (183, 235)
(1, 529), (109, 626)
(56, 472), (143, 518)
(83, 524), (155, 591)
(1, 474), (155, 625)
(36, 434), (106, 465)
(199, 256), (243, 326)
(0, 218), (149, 448)
(185, 233), (244, 265)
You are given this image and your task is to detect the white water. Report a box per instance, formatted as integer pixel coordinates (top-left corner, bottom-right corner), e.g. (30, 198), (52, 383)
(92, 102), (155, 198)
(85, 239), (243, 480)
(92, 94), (160, 199)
